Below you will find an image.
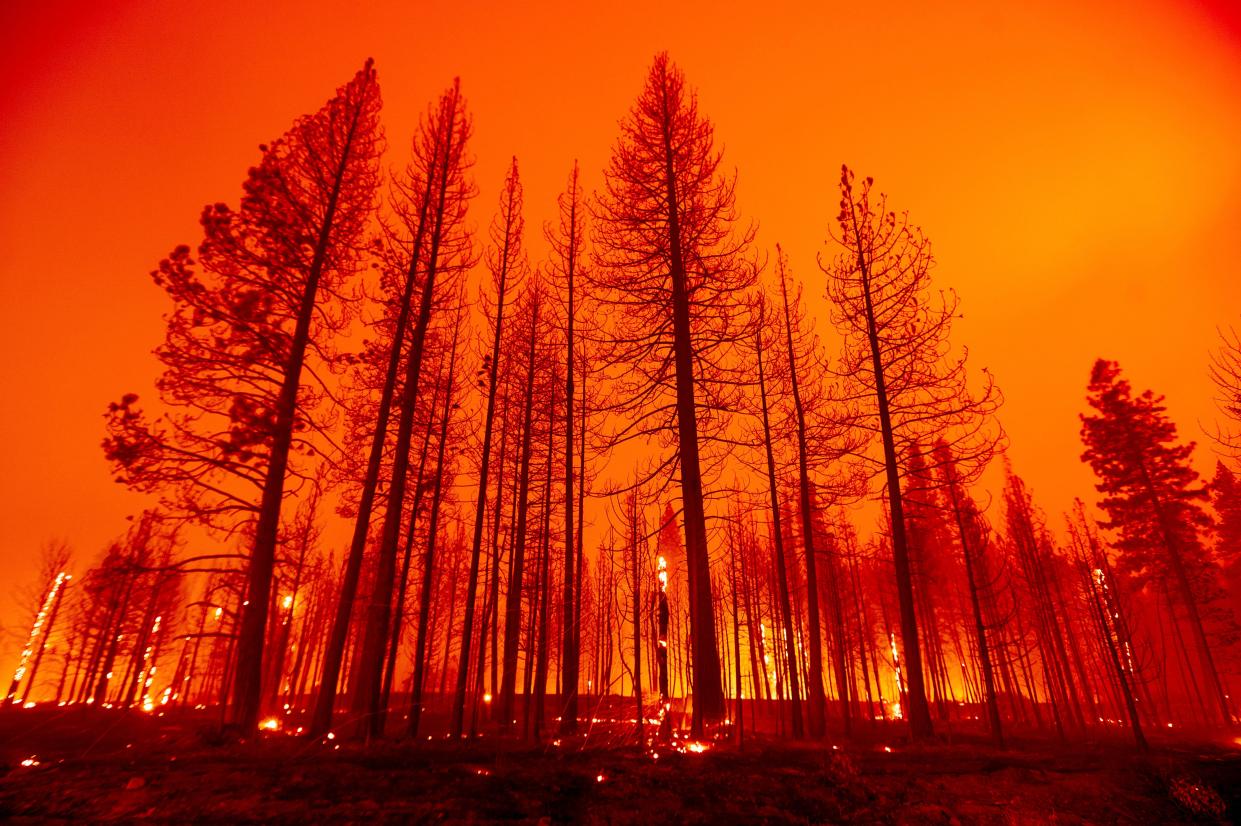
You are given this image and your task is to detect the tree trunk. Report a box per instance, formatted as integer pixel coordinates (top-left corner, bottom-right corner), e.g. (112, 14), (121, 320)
(499, 297), (541, 727)
(407, 305), (463, 737)
(944, 482), (1003, 746)
(236, 65), (376, 732)
(755, 318), (804, 737)
(351, 91), (459, 740)
(453, 176), (519, 739)
(660, 120), (724, 734)
(846, 211), (934, 739)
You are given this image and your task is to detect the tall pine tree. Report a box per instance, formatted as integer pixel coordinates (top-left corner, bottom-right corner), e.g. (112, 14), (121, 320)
(1080, 358), (1232, 725)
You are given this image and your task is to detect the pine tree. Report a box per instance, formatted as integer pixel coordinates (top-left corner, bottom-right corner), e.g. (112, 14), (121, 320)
(591, 52), (757, 734)
(546, 162), (587, 735)
(752, 295), (804, 737)
(311, 79), (470, 737)
(821, 166), (1001, 738)
(1208, 323), (1241, 460)
(349, 79), (472, 740)
(1080, 358), (1232, 724)
(107, 62), (382, 731)
(933, 442), (1004, 745)
(1212, 462), (1241, 577)
(453, 158), (527, 738)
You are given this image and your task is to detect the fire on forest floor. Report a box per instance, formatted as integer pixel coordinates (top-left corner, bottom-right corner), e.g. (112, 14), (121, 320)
(0, 706), (1238, 823)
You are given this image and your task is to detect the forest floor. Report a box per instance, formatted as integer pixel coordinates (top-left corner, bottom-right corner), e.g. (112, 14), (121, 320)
(0, 706), (1238, 823)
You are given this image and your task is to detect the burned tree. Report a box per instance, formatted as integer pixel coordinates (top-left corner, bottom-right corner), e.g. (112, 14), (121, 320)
(591, 52), (757, 734)
(349, 80), (472, 739)
(1080, 358), (1233, 725)
(821, 167), (1000, 738)
(546, 162), (587, 735)
(452, 158), (528, 738)
(312, 79), (471, 737)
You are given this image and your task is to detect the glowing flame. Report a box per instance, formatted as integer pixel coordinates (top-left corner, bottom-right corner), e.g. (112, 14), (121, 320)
(7, 572), (69, 701)
(20, 757), (39, 767)
(889, 633), (906, 717)
(259, 717), (280, 731)
(483, 693), (492, 704)
(282, 595), (293, 610)
(137, 615), (162, 712)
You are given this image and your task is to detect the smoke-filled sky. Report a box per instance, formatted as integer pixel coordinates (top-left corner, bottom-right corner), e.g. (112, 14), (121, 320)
(1, 0), (1239, 667)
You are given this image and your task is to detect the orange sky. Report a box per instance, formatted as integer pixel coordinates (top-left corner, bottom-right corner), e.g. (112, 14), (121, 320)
(2, 0), (1240, 671)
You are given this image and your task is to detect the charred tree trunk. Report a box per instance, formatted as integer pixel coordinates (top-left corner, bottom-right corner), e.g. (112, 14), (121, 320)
(453, 161), (521, 738)
(407, 304), (463, 737)
(844, 208), (934, 739)
(660, 121), (724, 734)
(942, 480), (1003, 746)
(755, 316), (804, 738)
(499, 295), (541, 727)
(352, 90), (459, 740)
(234, 64), (377, 732)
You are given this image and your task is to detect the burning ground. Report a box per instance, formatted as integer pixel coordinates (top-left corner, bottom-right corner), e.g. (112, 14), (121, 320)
(1, 707), (1238, 823)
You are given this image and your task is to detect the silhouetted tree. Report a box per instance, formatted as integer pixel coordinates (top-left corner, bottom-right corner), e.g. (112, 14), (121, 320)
(933, 441), (1004, 746)
(107, 62), (384, 731)
(312, 79), (469, 737)
(350, 79), (472, 739)
(453, 157), (527, 738)
(752, 295), (803, 737)
(1067, 502), (1148, 749)
(407, 295), (468, 737)
(772, 249), (859, 736)
(546, 162), (587, 735)
(591, 52), (757, 734)
(1209, 322), (1241, 462)
(498, 277), (547, 728)
(821, 166), (1001, 738)
(1080, 358), (1232, 724)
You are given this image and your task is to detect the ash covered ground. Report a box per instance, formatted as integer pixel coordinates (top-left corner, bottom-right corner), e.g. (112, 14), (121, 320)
(1, 705), (1238, 824)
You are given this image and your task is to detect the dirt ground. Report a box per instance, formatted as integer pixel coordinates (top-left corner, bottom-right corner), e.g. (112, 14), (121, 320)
(1, 706), (1237, 823)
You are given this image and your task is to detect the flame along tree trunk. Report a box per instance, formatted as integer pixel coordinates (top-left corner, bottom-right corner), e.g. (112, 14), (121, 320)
(1080, 358), (1233, 726)
(232, 61), (382, 732)
(855, 247), (931, 740)
(1068, 505), (1147, 750)
(824, 167), (1001, 740)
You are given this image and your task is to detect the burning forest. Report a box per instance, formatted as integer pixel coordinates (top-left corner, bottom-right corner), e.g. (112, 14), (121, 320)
(2, 3), (1241, 822)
